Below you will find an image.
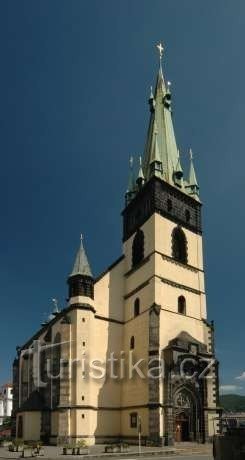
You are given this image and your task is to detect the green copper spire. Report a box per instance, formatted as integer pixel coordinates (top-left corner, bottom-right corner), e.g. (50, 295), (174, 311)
(70, 235), (92, 277)
(186, 149), (199, 198)
(143, 43), (179, 186)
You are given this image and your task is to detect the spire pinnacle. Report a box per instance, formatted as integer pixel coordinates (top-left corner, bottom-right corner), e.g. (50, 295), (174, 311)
(127, 156), (135, 192)
(136, 155), (145, 188)
(52, 298), (59, 314)
(70, 235), (92, 277)
(126, 156), (137, 204)
(149, 122), (163, 177)
(186, 148), (199, 198)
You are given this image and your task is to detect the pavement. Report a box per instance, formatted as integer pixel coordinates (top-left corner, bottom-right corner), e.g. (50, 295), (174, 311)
(0, 444), (213, 460)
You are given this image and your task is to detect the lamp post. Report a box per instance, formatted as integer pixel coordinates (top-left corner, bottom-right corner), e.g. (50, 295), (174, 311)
(138, 415), (142, 454)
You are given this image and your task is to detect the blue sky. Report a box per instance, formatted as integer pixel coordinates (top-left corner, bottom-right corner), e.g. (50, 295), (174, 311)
(0, 0), (245, 395)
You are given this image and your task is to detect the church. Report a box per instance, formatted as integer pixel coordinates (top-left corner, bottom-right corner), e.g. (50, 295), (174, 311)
(12, 44), (221, 446)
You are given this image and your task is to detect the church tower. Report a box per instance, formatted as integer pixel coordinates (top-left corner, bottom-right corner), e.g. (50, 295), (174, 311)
(121, 44), (220, 444)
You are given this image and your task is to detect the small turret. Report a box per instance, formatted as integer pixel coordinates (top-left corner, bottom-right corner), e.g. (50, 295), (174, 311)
(125, 156), (136, 205)
(67, 235), (94, 301)
(136, 156), (145, 189)
(173, 150), (183, 188)
(149, 86), (155, 113)
(149, 122), (163, 178)
(186, 149), (199, 199)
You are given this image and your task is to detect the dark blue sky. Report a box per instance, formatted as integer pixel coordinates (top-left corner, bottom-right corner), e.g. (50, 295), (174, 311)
(0, 0), (244, 394)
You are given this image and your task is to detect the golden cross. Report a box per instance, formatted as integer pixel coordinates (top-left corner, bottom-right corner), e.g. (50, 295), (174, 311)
(156, 42), (164, 59)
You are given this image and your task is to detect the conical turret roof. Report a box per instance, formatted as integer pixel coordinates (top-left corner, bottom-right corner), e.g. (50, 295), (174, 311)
(70, 235), (92, 277)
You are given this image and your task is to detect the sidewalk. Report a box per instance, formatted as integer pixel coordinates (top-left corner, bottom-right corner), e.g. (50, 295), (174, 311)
(0, 445), (176, 459)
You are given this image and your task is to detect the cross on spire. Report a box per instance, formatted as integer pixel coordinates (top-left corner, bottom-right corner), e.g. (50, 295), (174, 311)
(156, 42), (164, 59)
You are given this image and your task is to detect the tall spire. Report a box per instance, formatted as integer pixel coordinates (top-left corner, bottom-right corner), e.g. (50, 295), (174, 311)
(70, 234), (92, 277)
(186, 149), (199, 198)
(143, 43), (180, 186)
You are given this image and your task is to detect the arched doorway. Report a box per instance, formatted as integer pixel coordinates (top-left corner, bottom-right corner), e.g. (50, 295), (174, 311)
(174, 388), (198, 442)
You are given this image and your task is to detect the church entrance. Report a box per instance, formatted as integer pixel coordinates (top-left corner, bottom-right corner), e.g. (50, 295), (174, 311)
(175, 412), (190, 441)
(173, 389), (198, 442)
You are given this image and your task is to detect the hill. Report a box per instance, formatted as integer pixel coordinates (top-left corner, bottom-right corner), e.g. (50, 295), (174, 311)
(220, 394), (245, 412)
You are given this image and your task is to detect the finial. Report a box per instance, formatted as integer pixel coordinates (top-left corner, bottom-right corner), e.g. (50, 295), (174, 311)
(52, 298), (59, 313)
(129, 156), (134, 169)
(150, 85), (154, 99)
(80, 233), (83, 242)
(189, 148), (194, 161)
(156, 42), (164, 60)
(136, 155), (145, 186)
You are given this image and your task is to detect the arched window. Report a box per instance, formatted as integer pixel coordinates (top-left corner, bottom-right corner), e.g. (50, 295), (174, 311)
(178, 296), (186, 315)
(172, 226), (187, 264)
(130, 412), (138, 428)
(134, 298), (140, 317)
(132, 229), (144, 267)
(130, 336), (135, 350)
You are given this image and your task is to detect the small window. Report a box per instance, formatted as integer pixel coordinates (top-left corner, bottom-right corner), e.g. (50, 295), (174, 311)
(82, 341), (86, 347)
(82, 396), (84, 401)
(178, 296), (186, 315)
(130, 336), (135, 350)
(82, 414), (85, 419)
(167, 199), (172, 212)
(134, 298), (140, 317)
(132, 229), (144, 267)
(185, 209), (190, 223)
(130, 412), (138, 428)
(82, 318), (85, 322)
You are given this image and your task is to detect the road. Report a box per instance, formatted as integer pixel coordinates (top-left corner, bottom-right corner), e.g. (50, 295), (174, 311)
(122, 457), (212, 460)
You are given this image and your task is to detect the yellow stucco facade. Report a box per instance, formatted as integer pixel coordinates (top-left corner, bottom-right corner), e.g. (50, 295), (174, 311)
(13, 209), (220, 445)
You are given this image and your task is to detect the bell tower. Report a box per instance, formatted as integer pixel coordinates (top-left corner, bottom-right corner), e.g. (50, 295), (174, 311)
(121, 44), (219, 444)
